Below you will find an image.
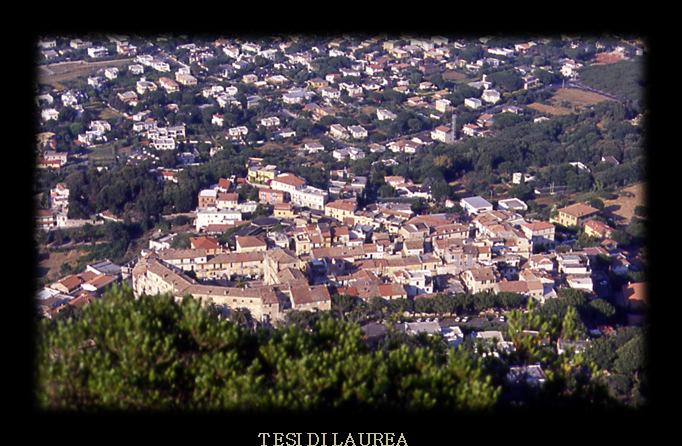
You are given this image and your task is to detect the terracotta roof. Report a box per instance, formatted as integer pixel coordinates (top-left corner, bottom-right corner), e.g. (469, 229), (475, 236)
(466, 267), (495, 282)
(404, 239), (424, 250)
(68, 292), (96, 308)
(266, 248), (298, 264)
(236, 236), (267, 248)
(290, 284), (331, 305)
(159, 248), (208, 260)
(217, 192), (238, 202)
(326, 199), (357, 213)
(85, 274), (117, 289)
(584, 219), (613, 234)
(272, 174), (306, 187)
(276, 267), (307, 285)
(522, 221), (555, 231)
(378, 283), (407, 297)
(190, 236), (221, 250)
(559, 203), (599, 218)
(207, 251), (264, 264)
(496, 280), (529, 294)
(55, 275), (83, 292)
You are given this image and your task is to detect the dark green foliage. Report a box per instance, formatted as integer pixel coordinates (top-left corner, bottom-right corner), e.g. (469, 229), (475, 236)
(584, 327), (646, 405)
(579, 60), (644, 110)
(38, 286), (500, 410)
(508, 181), (534, 201)
(171, 232), (191, 249)
(488, 70), (523, 92)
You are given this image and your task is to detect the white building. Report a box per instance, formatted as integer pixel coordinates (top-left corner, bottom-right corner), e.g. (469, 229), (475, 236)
(260, 117), (281, 127)
(195, 208), (242, 231)
(464, 97), (483, 109)
(481, 89), (501, 104)
(497, 198), (528, 212)
(104, 67), (119, 80)
(431, 125), (454, 144)
(291, 186), (328, 211)
(460, 196), (493, 215)
(376, 108), (397, 121)
(41, 108), (59, 121)
(87, 46), (108, 58)
(150, 137), (175, 151)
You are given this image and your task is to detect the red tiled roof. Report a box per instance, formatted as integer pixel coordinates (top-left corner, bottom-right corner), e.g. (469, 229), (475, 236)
(218, 178), (231, 189)
(272, 174), (306, 187)
(190, 236), (221, 250)
(56, 275), (83, 292)
(236, 236), (266, 248)
(559, 203), (599, 218)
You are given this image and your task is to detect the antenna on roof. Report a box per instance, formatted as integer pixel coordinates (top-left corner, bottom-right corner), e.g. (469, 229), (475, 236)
(451, 113), (457, 141)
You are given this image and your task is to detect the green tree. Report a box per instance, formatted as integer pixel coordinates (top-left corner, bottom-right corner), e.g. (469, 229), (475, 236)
(38, 286), (501, 411)
(560, 306), (587, 341)
(171, 232), (191, 249)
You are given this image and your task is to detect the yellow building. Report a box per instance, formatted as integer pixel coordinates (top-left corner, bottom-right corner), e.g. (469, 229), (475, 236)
(324, 199), (357, 221)
(247, 164), (278, 185)
(551, 203), (599, 227)
(274, 203), (295, 218)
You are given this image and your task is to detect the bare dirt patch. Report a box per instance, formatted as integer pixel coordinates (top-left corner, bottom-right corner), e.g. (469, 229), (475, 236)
(99, 107), (123, 120)
(603, 182), (645, 226)
(38, 248), (90, 282)
(552, 88), (613, 108)
(527, 102), (573, 116)
(594, 52), (626, 65)
(529, 88), (613, 116)
(258, 142), (284, 151)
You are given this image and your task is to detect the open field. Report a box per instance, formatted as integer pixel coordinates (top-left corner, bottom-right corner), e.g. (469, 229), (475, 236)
(361, 105), (377, 116)
(38, 58), (133, 88)
(603, 182), (645, 225)
(99, 107), (124, 120)
(594, 52), (627, 65)
(552, 88), (613, 108)
(443, 70), (467, 82)
(87, 144), (116, 160)
(528, 88), (613, 116)
(527, 102), (573, 116)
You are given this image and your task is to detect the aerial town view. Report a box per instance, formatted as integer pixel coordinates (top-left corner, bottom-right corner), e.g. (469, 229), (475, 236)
(34, 34), (647, 411)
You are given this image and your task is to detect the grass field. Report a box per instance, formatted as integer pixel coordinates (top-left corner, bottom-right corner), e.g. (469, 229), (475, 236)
(528, 88), (613, 116)
(258, 142), (284, 151)
(38, 58), (133, 89)
(86, 143), (117, 164)
(99, 107), (123, 120)
(443, 70), (467, 82)
(552, 88), (613, 108)
(527, 102), (573, 116)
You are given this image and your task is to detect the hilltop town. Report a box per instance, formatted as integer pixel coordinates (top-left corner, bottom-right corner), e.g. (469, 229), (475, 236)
(34, 34), (647, 405)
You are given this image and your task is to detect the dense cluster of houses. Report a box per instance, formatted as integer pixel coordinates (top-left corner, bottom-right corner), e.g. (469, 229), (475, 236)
(114, 159), (645, 327)
(35, 37), (646, 349)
